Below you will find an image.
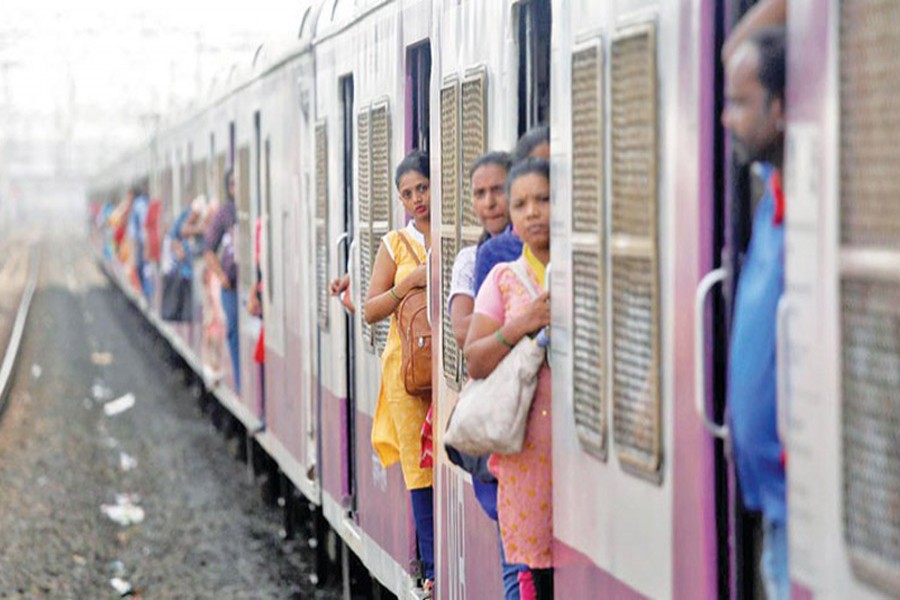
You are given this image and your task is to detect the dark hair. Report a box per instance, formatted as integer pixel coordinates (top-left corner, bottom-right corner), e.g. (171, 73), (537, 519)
(505, 157), (550, 198)
(394, 150), (430, 189)
(468, 151), (513, 182)
(513, 125), (550, 162)
(748, 26), (786, 102)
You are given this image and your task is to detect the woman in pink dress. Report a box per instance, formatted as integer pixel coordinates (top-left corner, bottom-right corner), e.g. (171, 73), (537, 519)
(464, 157), (553, 600)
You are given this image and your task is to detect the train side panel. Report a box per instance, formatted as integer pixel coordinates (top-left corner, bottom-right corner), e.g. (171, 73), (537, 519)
(430, 0), (523, 598)
(550, 0), (715, 597)
(785, 1), (897, 598)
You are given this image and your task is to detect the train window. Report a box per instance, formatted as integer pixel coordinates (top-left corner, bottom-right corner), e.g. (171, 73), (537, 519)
(839, 3), (900, 596)
(458, 67), (488, 380)
(460, 68), (488, 230)
(439, 76), (461, 385)
(215, 154), (226, 204)
(357, 107), (373, 350)
(570, 39), (607, 460)
(357, 101), (393, 354)
(185, 143), (194, 197)
(264, 138), (274, 304)
(196, 159), (207, 196)
(316, 122), (330, 331)
(370, 101), (393, 356)
(609, 23), (662, 482)
(516, 0), (552, 136)
(438, 66), (489, 386)
(237, 146), (253, 300)
(407, 42), (432, 153)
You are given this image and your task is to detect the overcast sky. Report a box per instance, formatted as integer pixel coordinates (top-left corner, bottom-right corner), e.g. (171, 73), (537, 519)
(1, 0), (304, 182)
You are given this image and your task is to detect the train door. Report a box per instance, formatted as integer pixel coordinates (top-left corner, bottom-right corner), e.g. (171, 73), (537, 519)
(339, 74), (357, 513)
(695, 1), (779, 598)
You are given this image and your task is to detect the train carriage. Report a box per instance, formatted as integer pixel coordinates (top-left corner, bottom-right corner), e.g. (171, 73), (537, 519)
(430, 1), (551, 598)
(782, 1), (900, 598)
(547, 0), (722, 597)
(245, 34), (323, 507)
(314, 0), (438, 595)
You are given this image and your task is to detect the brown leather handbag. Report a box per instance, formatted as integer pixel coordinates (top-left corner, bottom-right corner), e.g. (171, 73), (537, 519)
(395, 233), (432, 397)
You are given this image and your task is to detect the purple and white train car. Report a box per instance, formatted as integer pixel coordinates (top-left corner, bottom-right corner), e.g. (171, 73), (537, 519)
(430, 1), (552, 598)
(313, 0), (437, 595)
(245, 31), (323, 507)
(783, 1), (899, 599)
(549, 0), (724, 597)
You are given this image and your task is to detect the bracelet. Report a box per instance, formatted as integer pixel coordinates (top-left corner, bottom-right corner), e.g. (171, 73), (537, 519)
(494, 329), (514, 349)
(389, 287), (402, 302)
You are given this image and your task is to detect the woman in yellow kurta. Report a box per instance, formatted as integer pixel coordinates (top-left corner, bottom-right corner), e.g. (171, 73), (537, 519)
(363, 150), (434, 592)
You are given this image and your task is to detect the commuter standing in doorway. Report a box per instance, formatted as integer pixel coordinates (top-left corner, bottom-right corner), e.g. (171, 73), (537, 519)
(365, 151), (435, 596)
(465, 158), (553, 600)
(721, 26), (788, 600)
(204, 169), (241, 391)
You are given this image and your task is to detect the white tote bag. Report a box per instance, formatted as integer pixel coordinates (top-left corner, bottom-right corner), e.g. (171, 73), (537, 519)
(443, 261), (546, 456)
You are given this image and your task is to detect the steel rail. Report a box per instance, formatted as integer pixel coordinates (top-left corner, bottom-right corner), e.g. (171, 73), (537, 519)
(0, 245), (41, 417)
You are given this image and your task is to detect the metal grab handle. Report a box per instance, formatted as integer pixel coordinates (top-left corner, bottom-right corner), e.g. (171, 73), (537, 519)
(776, 297), (791, 448)
(347, 238), (359, 317)
(694, 268), (729, 439)
(335, 232), (349, 276)
(425, 249), (433, 327)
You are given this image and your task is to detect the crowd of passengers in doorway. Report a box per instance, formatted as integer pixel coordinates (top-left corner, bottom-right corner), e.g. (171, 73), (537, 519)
(101, 166), (259, 398)
(324, 1), (790, 598)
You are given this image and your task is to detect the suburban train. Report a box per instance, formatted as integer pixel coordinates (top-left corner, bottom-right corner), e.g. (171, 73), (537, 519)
(87, 0), (899, 598)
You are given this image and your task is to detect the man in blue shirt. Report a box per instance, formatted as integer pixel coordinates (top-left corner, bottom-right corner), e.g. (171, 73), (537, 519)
(721, 27), (788, 599)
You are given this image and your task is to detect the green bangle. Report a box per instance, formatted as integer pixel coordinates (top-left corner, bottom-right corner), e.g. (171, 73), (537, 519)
(389, 287), (402, 302)
(494, 329), (514, 349)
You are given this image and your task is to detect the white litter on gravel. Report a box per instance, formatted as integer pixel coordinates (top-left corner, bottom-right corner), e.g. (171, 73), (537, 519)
(101, 494), (145, 526)
(31, 364), (41, 380)
(109, 577), (133, 595)
(103, 393), (135, 417)
(91, 382), (112, 401)
(119, 452), (138, 472)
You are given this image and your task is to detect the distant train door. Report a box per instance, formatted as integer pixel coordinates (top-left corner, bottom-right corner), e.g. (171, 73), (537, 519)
(339, 74), (358, 513)
(696, 2), (768, 598)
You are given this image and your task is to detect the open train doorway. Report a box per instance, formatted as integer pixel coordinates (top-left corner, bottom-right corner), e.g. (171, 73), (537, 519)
(339, 74), (358, 516)
(706, 1), (770, 598)
(406, 41), (431, 154)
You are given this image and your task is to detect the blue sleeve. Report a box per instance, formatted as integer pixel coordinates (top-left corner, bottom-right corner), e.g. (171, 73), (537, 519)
(473, 243), (492, 294)
(172, 209), (189, 241)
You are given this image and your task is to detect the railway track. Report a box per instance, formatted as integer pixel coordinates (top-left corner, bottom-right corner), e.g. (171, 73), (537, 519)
(0, 243), (41, 417)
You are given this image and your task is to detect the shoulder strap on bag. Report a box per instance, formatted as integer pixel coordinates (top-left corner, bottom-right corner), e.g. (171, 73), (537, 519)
(509, 259), (541, 299)
(397, 231), (423, 266)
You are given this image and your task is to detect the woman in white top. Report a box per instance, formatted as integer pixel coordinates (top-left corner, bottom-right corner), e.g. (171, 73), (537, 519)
(448, 151), (514, 345)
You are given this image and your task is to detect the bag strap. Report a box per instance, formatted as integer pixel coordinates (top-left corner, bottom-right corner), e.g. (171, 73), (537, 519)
(509, 259), (542, 300)
(397, 230), (423, 266)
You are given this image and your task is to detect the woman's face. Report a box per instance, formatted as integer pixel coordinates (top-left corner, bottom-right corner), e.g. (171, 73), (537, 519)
(509, 173), (550, 252)
(471, 164), (509, 236)
(398, 170), (430, 221)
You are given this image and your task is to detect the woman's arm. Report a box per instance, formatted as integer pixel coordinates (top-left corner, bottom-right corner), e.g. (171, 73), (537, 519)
(463, 290), (550, 379)
(449, 295), (474, 348)
(363, 240), (426, 324)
